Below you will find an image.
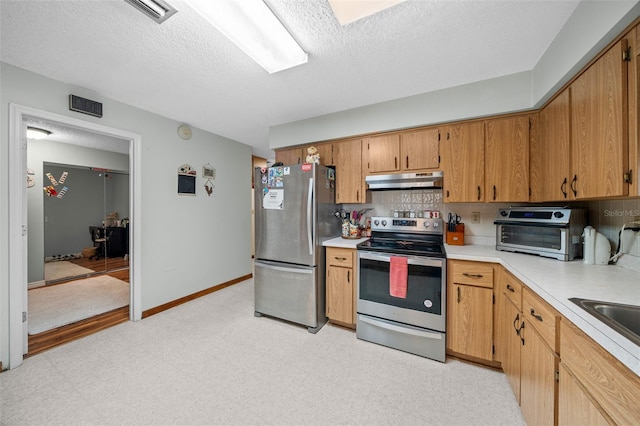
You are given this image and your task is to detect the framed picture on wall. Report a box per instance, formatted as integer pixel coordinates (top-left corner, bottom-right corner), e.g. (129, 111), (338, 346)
(202, 164), (215, 179)
(178, 163), (196, 195)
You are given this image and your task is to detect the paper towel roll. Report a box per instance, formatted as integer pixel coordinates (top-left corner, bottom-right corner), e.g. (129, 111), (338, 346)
(582, 226), (595, 265)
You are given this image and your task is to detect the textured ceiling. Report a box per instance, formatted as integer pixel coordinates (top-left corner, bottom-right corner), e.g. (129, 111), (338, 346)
(1, 0), (580, 159)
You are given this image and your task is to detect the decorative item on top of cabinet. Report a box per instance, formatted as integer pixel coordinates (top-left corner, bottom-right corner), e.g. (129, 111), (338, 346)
(570, 38), (630, 199)
(446, 260), (496, 364)
(326, 247), (356, 328)
(335, 139), (366, 204)
(559, 319), (640, 425)
(441, 122), (485, 203)
(485, 114), (530, 202)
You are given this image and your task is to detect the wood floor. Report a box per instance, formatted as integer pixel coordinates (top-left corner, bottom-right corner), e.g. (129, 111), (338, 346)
(27, 257), (130, 357)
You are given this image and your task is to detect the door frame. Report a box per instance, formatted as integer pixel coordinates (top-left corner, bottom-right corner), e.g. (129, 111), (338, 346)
(8, 103), (142, 369)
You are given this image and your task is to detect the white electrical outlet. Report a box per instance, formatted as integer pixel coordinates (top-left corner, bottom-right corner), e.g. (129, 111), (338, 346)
(472, 212), (481, 223)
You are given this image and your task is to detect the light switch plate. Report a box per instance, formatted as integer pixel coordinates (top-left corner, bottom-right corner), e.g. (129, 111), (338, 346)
(472, 212), (481, 223)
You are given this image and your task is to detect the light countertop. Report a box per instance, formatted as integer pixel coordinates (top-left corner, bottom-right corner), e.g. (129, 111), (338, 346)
(324, 237), (639, 375)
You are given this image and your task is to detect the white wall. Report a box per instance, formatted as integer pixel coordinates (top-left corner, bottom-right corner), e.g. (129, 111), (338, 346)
(1, 63), (253, 366)
(270, 1), (640, 149)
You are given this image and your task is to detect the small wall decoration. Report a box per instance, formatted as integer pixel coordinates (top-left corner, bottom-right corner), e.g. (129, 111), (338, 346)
(178, 163), (196, 195)
(203, 163), (215, 197)
(27, 168), (35, 188)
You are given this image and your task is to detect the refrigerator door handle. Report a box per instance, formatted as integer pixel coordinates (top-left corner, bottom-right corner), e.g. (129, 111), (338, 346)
(254, 260), (313, 274)
(307, 177), (313, 255)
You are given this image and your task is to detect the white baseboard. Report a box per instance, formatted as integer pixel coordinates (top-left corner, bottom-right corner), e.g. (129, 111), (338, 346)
(28, 280), (45, 289)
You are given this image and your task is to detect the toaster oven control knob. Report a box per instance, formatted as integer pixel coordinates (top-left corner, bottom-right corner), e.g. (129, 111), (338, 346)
(423, 222), (430, 228)
(381, 220), (387, 227)
(433, 222), (439, 228)
(553, 211), (564, 218)
(373, 219), (379, 226)
(500, 210), (508, 217)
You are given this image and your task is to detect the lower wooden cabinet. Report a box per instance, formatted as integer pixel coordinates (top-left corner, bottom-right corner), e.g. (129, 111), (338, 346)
(325, 247), (356, 327)
(558, 363), (610, 425)
(446, 260), (495, 362)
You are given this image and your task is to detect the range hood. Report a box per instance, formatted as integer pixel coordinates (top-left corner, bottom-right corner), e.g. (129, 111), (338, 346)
(365, 171), (443, 190)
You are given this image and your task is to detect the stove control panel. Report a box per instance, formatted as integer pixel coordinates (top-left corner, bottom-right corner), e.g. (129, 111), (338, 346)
(371, 217), (443, 234)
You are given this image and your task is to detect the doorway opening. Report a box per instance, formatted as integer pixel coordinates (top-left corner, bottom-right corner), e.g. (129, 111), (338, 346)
(8, 103), (142, 369)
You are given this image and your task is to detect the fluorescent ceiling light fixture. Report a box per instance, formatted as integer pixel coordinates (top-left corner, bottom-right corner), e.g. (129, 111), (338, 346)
(26, 127), (51, 140)
(329, 0), (406, 26)
(183, 0), (307, 73)
(124, 0), (177, 24)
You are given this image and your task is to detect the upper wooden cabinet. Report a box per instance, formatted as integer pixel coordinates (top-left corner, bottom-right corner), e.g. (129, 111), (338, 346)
(441, 122), (485, 203)
(570, 38), (630, 199)
(400, 128), (440, 171)
(314, 143), (334, 166)
(275, 147), (303, 165)
(365, 129), (440, 174)
(364, 134), (400, 173)
(485, 115), (530, 202)
(335, 139), (366, 204)
(532, 90), (572, 202)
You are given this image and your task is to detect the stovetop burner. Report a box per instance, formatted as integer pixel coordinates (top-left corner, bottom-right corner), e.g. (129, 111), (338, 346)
(356, 216), (446, 258)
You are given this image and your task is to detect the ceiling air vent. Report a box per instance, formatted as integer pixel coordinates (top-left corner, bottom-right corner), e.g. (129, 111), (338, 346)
(124, 0), (177, 24)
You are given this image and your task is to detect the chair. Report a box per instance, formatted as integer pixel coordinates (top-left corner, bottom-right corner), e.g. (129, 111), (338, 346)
(89, 226), (107, 260)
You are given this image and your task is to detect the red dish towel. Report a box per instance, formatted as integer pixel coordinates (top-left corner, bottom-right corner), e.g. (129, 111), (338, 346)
(389, 256), (408, 298)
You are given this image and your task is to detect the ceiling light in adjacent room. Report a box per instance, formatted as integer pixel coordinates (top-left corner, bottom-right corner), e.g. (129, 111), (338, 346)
(183, 0), (308, 74)
(329, 0), (407, 26)
(26, 127), (51, 140)
(124, 0), (177, 24)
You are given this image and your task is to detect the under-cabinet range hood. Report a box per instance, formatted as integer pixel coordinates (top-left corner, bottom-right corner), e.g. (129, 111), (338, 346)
(365, 171), (443, 190)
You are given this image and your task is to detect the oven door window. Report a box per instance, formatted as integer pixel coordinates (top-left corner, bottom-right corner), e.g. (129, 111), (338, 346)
(500, 225), (562, 249)
(359, 254), (442, 315)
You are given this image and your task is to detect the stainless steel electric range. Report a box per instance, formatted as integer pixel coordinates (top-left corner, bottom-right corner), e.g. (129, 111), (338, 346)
(356, 216), (447, 362)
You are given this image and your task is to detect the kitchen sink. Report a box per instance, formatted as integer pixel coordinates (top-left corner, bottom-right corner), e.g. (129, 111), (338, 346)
(570, 298), (640, 346)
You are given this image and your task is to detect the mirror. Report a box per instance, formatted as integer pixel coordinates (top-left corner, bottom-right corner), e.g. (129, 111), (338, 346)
(42, 163), (129, 283)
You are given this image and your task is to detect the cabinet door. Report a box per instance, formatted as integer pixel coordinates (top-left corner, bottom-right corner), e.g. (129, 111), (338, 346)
(315, 143), (334, 166)
(365, 134), (400, 173)
(485, 115), (530, 202)
(441, 122), (485, 202)
(275, 147), (303, 165)
(326, 265), (353, 324)
(447, 283), (493, 361)
(500, 297), (523, 402)
(520, 319), (558, 426)
(571, 39), (629, 199)
(335, 139), (365, 204)
(558, 363), (610, 426)
(535, 91), (572, 202)
(400, 128), (439, 171)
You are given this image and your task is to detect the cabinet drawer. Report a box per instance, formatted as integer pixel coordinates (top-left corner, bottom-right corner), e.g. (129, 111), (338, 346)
(523, 288), (558, 352)
(326, 247), (354, 268)
(500, 269), (523, 311)
(449, 260), (494, 288)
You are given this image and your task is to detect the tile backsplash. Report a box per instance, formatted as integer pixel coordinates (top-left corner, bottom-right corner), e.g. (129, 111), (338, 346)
(343, 192), (640, 261)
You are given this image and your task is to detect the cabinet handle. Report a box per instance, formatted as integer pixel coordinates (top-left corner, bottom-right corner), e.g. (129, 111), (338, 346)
(446, 190), (450, 198)
(394, 157), (398, 169)
(457, 286), (461, 303)
(513, 313), (521, 334)
(530, 308), (543, 322)
(560, 177), (567, 199)
(570, 175), (577, 197)
(462, 273), (483, 279)
(477, 186), (481, 201)
(406, 156), (409, 169)
(347, 270), (350, 283)
(493, 185), (497, 201)
(520, 321), (525, 346)
(506, 284), (515, 293)
(334, 257), (347, 261)
(356, 190), (359, 202)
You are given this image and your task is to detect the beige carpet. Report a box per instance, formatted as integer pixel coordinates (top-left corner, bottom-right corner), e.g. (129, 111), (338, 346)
(44, 260), (94, 281)
(28, 275), (129, 334)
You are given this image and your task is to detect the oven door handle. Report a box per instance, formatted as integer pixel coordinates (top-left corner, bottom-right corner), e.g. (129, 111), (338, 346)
(358, 251), (443, 268)
(359, 315), (443, 340)
(493, 220), (568, 228)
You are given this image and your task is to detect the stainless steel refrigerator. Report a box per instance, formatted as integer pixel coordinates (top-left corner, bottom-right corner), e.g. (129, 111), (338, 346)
(254, 163), (339, 333)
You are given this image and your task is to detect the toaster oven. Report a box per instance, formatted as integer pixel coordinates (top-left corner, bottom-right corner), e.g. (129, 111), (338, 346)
(494, 207), (586, 261)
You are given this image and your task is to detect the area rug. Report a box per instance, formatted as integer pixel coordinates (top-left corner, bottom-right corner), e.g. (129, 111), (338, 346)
(44, 260), (94, 281)
(28, 275), (129, 334)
